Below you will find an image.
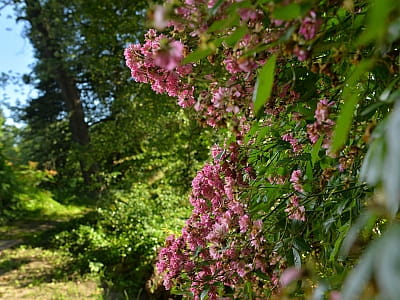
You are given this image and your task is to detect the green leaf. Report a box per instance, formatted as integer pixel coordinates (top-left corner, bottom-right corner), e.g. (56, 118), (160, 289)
(311, 135), (323, 166)
(340, 212), (375, 257)
(305, 161), (313, 186)
(208, 14), (239, 33)
(360, 136), (385, 186)
(357, 0), (395, 46)
(341, 242), (375, 300)
(294, 237), (310, 252)
(272, 4), (301, 20)
(383, 102), (400, 217)
(342, 224), (400, 300)
(292, 247), (301, 269)
(224, 26), (248, 47)
(200, 288), (209, 300)
(331, 59), (374, 153)
(182, 48), (214, 64)
(252, 55), (277, 115)
(375, 225), (400, 300)
(209, 0), (224, 15)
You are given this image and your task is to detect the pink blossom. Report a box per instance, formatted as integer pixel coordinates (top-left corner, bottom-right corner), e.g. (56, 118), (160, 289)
(299, 11), (321, 40)
(330, 291), (342, 300)
(239, 214), (250, 233)
(290, 170), (304, 193)
(282, 133), (303, 153)
(238, 8), (259, 21)
(293, 45), (308, 61)
(285, 195), (306, 221)
(307, 99), (335, 149)
(153, 5), (169, 30)
(280, 267), (302, 286)
(153, 40), (185, 71)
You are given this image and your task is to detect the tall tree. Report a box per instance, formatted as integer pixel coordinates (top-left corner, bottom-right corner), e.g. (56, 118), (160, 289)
(21, 0), (91, 182)
(14, 0), (149, 183)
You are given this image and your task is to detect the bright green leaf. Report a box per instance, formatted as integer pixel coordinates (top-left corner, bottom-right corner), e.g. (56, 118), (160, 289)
(272, 4), (301, 20)
(252, 55), (277, 115)
(224, 26), (248, 47)
(311, 135), (323, 166)
(208, 14), (239, 33)
(331, 59), (374, 153)
(182, 48), (214, 64)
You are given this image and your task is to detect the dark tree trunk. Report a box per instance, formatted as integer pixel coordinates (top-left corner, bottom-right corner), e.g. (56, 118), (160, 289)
(24, 0), (94, 183)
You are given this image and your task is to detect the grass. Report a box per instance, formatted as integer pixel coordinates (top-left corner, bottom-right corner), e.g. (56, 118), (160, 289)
(0, 246), (103, 299)
(0, 194), (104, 299)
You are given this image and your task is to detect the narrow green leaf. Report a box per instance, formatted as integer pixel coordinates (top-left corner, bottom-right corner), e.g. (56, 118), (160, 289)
(360, 136), (385, 186)
(209, 0), (224, 15)
(253, 55), (277, 115)
(341, 242), (375, 300)
(294, 237), (310, 252)
(331, 59), (373, 153)
(383, 102), (400, 217)
(224, 26), (248, 47)
(200, 288), (209, 300)
(292, 247), (301, 268)
(311, 135), (323, 166)
(357, 0), (395, 46)
(208, 14), (239, 33)
(272, 4), (301, 20)
(182, 48), (213, 64)
(182, 38), (223, 64)
(375, 225), (400, 299)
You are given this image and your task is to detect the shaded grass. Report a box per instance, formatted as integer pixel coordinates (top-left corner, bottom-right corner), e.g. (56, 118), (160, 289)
(0, 246), (103, 299)
(0, 194), (104, 299)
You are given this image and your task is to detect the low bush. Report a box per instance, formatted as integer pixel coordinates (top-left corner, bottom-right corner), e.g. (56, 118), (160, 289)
(54, 183), (190, 296)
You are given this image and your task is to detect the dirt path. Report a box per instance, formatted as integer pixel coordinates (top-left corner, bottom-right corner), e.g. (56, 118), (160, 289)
(0, 221), (103, 299)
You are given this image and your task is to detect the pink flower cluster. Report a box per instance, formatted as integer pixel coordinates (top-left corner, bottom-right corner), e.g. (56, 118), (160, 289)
(299, 11), (322, 40)
(156, 143), (276, 299)
(285, 195), (306, 222)
(307, 99), (335, 149)
(282, 133), (303, 153)
(124, 29), (195, 108)
(290, 169), (304, 193)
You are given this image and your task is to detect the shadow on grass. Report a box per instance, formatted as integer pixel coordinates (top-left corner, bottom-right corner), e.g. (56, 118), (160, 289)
(0, 257), (31, 276)
(1, 210), (175, 300)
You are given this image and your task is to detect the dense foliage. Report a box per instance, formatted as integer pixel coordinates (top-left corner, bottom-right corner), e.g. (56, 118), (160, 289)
(2, 0), (400, 299)
(2, 0), (218, 297)
(124, 0), (400, 299)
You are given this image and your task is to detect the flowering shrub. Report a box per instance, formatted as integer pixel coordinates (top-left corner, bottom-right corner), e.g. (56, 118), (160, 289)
(125, 0), (400, 298)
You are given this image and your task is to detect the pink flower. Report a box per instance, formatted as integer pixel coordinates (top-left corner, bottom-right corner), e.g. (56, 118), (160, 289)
(315, 99), (335, 123)
(285, 195), (306, 221)
(329, 291), (342, 300)
(290, 170), (304, 193)
(280, 267), (302, 286)
(293, 45), (308, 61)
(238, 8), (259, 21)
(299, 11), (321, 40)
(153, 5), (169, 30)
(239, 214), (250, 233)
(154, 40), (185, 71)
(282, 133), (303, 153)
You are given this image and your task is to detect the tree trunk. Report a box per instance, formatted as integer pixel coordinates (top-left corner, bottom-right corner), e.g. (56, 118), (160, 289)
(24, 0), (93, 183)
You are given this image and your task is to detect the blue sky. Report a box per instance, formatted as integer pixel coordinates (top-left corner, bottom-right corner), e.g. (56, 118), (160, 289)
(0, 5), (36, 126)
